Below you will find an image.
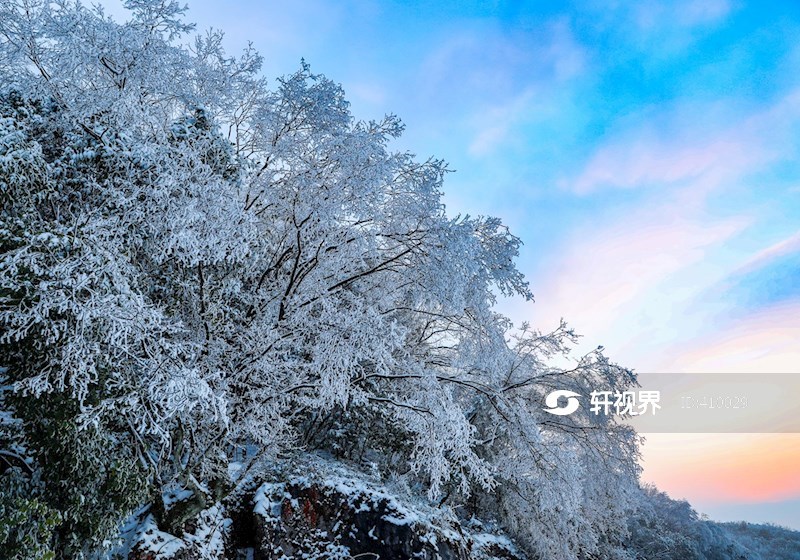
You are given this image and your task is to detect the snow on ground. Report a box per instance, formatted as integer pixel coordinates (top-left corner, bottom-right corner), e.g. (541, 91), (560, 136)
(252, 456), (521, 558)
(112, 503), (232, 559)
(121, 513), (187, 559)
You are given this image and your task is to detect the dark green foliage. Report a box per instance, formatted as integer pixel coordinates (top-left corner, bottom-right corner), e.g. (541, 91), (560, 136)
(2, 359), (149, 558)
(12, 393), (148, 557)
(0, 467), (62, 560)
(1, 90), (149, 559)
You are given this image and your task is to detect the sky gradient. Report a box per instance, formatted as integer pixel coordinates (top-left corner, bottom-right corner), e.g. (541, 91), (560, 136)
(99, 0), (800, 529)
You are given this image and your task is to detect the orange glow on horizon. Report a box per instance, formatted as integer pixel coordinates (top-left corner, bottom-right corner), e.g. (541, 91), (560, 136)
(640, 433), (800, 505)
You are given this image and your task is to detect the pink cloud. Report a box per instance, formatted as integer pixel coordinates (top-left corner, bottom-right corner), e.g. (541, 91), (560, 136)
(572, 89), (800, 194)
(573, 135), (769, 194)
(663, 301), (800, 373)
(733, 231), (800, 277)
(500, 200), (749, 369)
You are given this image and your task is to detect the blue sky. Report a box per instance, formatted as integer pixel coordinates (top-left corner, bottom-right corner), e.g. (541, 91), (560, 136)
(100, 0), (800, 528)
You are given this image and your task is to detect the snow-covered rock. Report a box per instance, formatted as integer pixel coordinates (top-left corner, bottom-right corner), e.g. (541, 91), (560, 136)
(119, 463), (523, 560)
(243, 475), (523, 560)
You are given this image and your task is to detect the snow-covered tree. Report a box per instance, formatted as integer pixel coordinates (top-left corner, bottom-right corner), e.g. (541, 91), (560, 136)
(0, 1), (642, 557)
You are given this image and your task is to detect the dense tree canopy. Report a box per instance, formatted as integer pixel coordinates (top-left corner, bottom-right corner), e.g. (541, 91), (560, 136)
(0, 1), (644, 558)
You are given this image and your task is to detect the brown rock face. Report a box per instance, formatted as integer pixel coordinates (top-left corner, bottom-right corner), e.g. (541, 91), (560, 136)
(233, 480), (524, 560)
(125, 476), (523, 559)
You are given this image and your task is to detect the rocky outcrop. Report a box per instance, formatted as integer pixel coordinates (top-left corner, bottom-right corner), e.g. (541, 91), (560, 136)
(235, 478), (522, 560)
(121, 467), (524, 560)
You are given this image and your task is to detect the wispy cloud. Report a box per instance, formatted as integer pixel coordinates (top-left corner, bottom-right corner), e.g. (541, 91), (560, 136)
(416, 19), (585, 101)
(573, 132), (766, 194)
(501, 198), (749, 369)
(732, 231), (800, 277)
(664, 301), (800, 373)
(571, 90), (800, 194)
(586, 0), (735, 56)
(412, 18), (586, 157)
(467, 88), (537, 156)
(633, 0), (733, 30)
